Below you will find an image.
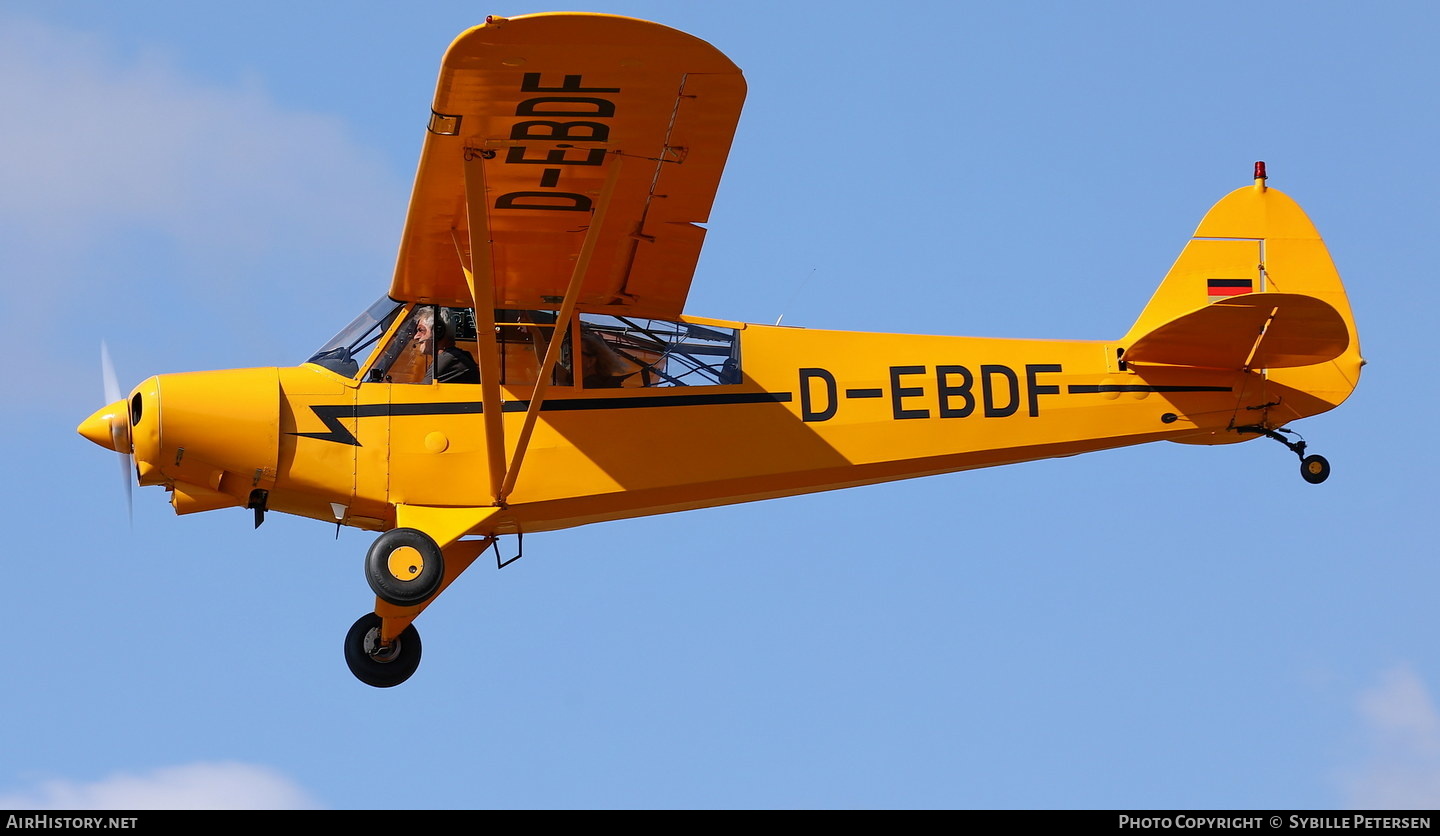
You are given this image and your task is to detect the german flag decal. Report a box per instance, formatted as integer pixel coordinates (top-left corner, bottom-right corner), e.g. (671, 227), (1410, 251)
(1207, 278), (1254, 300)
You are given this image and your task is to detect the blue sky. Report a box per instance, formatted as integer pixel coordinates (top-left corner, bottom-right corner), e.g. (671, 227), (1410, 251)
(2, 0), (1437, 810)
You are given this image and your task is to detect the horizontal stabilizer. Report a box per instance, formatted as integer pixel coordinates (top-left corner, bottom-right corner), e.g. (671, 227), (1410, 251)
(1125, 292), (1349, 370)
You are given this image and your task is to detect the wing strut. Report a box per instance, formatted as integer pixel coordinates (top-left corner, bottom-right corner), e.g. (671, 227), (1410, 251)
(461, 148), (509, 504)
(498, 154), (625, 503)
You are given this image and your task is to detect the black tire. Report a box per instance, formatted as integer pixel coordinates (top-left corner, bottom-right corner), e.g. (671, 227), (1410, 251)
(1301, 454), (1331, 485)
(365, 528), (444, 607)
(343, 613), (422, 688)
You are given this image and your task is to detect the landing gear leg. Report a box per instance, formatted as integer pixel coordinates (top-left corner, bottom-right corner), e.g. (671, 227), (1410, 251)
(1233, 424), (1330, 484)
(343, 536), (492, 686)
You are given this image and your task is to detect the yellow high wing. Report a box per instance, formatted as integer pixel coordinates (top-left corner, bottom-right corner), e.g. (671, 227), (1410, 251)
(390, 12), (745, 314)
(387, 12), (746, 506)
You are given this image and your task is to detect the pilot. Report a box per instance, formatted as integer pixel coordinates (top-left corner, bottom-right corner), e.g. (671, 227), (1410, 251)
(414, 306), (480, 384)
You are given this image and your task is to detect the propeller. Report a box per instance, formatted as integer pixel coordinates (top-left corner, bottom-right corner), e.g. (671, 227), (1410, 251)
(94, 341), (134, 525)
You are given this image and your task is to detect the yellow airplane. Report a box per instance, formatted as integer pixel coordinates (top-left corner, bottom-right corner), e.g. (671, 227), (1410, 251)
(77, 12), (1362, 687)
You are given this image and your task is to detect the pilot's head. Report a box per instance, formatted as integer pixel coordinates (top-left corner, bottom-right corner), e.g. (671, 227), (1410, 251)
(412, 306), (436, 354)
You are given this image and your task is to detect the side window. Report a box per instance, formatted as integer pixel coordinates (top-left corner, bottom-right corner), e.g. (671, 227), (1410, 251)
(355, 308), (738, 389)
(366, 305), (480, 384)
(577, 314), (741, 388)
(496, 310), (572, 386)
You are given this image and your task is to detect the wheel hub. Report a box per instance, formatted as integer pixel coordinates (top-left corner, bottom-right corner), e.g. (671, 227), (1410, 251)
(387, 545), (424, 582)
(363, 627), (401, 663)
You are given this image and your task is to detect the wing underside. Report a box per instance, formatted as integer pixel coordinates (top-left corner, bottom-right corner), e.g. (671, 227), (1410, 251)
(388, 12), (746, 318)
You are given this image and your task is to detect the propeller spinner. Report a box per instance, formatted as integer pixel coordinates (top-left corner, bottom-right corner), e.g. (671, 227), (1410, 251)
(77, 342), (134, 522)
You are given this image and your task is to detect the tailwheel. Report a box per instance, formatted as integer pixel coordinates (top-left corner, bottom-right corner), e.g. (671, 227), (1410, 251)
(344, 612), (422, 688)
(365, 527), (445, 607)
(1301, 454), (1331, 485)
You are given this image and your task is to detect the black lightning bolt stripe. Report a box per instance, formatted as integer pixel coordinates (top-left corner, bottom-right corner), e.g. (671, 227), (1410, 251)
(1066, 384), (1233, 394)
(293, 391), (795, 446)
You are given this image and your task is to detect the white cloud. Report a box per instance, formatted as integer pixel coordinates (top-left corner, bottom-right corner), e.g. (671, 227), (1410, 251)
(0, 15), (399, 248)
(0, 762), (321, 810)
(1340, 664), (1440, 809)
(0, 13), (406, 411)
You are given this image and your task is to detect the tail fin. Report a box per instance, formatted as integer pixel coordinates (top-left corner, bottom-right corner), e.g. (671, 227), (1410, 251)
(1121, 165), (1363, 426)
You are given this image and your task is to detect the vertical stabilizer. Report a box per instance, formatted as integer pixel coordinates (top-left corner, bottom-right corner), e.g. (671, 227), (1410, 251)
(1122, 166), (1362, 425)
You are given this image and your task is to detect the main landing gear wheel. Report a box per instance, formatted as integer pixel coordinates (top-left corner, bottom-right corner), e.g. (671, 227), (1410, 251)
(344, 612), (422, 688)
(365, 527), (444, 607)
(1301, 454), (1331, 485)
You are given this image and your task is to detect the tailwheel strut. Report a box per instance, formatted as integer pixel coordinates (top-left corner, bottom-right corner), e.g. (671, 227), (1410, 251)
(1232, 424), (1330, 484)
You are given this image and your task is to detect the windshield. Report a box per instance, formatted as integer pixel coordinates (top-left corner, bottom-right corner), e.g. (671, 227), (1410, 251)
(305, 296), (404, 377)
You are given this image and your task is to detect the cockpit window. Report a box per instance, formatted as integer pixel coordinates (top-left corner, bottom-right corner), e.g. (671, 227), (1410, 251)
(306, 296), (404, 378)
(366, 305), (482, 385)
(577, 314), (741, 387)
(495, 309), (571, 386)
(309, 301), (740, 389)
